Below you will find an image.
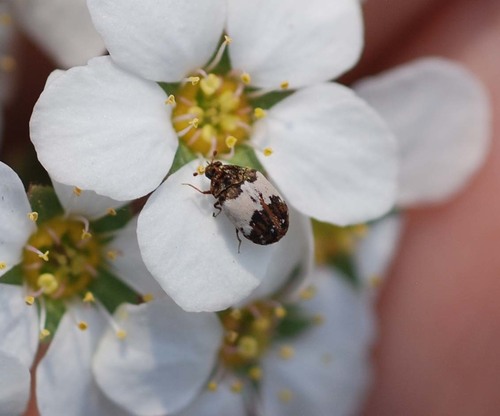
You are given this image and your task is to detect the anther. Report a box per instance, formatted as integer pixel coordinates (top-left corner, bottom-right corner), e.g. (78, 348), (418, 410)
(81, 229), (92, 240)
(274, 306), (287, 318)
(196, 165), (206, 175)
(278, 389), (293, 403)
(312, 314), (325, 325)
(73, 187), (82, 196)
(263, 147), (273, 157)
(280, 81), (290, 90)
(107, 208), (117, 216)
(230, 380), (243, 393)
(237, 336), (258, 359)
(254, 107), (267, 119)
(77, 321), (88, 331)
(248, 366), (263, 381)
(83, 291), (95, 303)
(0, 262), (6, 270)
(27, 212), (39, 222)
(39, 328), (51, 340)
(240, 72), (251, 85)
(279, 345), (295, 360)
(24, 296), (35, 306)
(225, 330), (238, 343)
(185, 76), (200, 86)
(299, 286), (316, 300)
(116, 329), (127, 340)
(37, 273), (59, 295)
(205, 35), (232, 72)
(165, 95), (176, 106)
(200, 73), (222, 96)
(207, 380), (218, 392)
(370, 275), (382, 288)
(142, 293), (154, 303)
(229, 308), (242, 320)
(26, 245), (50, 262)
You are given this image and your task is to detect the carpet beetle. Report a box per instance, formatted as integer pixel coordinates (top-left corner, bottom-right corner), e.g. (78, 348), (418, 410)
(186, 159), (289, 250)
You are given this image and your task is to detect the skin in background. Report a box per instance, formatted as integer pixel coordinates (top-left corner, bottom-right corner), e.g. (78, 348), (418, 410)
(0, 0), (496, 414)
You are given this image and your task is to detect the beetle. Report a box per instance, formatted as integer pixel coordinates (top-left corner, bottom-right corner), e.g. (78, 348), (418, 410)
(185, 158), (289, 251)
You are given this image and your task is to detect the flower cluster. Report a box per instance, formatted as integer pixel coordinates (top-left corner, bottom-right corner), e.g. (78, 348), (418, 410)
(0, 0), (491, 415)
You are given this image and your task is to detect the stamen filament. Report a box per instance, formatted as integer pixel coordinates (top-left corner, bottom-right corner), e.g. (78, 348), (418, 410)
(205, 35), (232, 72)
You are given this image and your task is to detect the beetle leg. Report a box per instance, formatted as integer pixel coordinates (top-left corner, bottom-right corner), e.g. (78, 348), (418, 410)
(182, 183), (212, 194)
(213, 201), (222, 217)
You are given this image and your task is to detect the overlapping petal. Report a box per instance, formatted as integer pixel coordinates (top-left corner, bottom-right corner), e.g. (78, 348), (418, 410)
(253, 83), (397, 225)
(355, 58), (491, 206)
(261, 269), (375, 416)
(0, 350), (30, 416)
(52, 179), (128, 221)
(227, 0), (363, 89)
(0, 284), (38, 368)
(93, 300), (223, 415)
(30, 57), (177, 201)
(0, 162), (36, 277)
(107, 216), (165, 297)
(137, 162), (281, 312)
(37, 302), (127, 416)
(87, 0), (226, 82)
(13, 0), (105, 68)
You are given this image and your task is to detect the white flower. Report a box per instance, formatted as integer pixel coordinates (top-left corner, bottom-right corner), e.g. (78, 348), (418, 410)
(352, 58), (491, 288)
(93, 267), (375, 416)
(0, 349), (31, 415)
(6, 0), (104, 68)
(0, 161), (219, 415)
(29, 0), (397, 222)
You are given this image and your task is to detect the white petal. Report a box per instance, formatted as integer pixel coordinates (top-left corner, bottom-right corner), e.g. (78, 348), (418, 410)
(30, 56), (177, 201)
(37, 302), (127, 416)
(354, 58), (491, 207)
(261, 268), (375, 416)
(106, 216), (165, 297)
(93, 300), (222, 415)
(137, 162), (281, 312)
(0, 162), (36, 277)
(228, 0), (363, 89)
(52, 179), (128, 221)
(0, 284), (39, 368)
(354, 213), (403, 289)
(243, 207), (314, 303)
(174, 379), (246, 416)
(87, 0), (226, 82)
(254, 83), (398, 225)
(13, 0), (104, 68)
(0, 350), (30, 416)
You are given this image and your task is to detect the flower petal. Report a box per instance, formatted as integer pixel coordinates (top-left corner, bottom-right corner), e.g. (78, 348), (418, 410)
(354, 58), (491, 207)
(87, 0), (226, 82)
(228, 0), (363, 89)
(0, 162), (36, 277)
(37, 301), (128, 416)
(137, 162), (281, 312)
(52, 179), (128, 221)
(261, 268), (375, 416)
(354, 213), (403, 289)
(174, 379), (247, 416)
(254, 83), (398, 225)
(106, 216), (165, 297)
(243, 207), (314, 303)
(93, 300), (222, 415)
(0, 284), (39, 368)
(30, 56), (177, 201)
(0, 350), (30, 416)
(13, 0), (104, 68)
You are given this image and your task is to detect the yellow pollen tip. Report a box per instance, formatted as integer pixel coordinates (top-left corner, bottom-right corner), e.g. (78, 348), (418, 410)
(165, 94), (176, 106)
(254, 107), (267, 119)
(240, 72), (251, 85)
(207, 380), (218, 392)
(312, 314), (325, 325)
(0, 56), (16, 72)
(142, 293), (154, 303)
(201, 124), (217, 142)
(280, 81), (290, 90)
(248, 366), (263, 381)
(189, 118), (200, 128)
(225, 135), (238, 149)
(39, 329), (51, 340)
(225, 330), (238, 343)
(116, 329), (127, 340)
(106, 250), (119, 261)
(0, 262), (6, 270)
(81, 230), (92, 240)
(224, 35), (232, 44)
(299, 286), (316, 300)
(263, 147), (273, 157)
(24, 296), (35, 306)
(279, 345), (295, 360)
(253, 317), (270, 331)
(78, 321), (88, 331)
(200, 73), (222, 96)
(237, 336), (259, 359)
(274, 306), (287, 319)
(196, 165), (206, 175)
(370, 275), (382, 288)
(230, 380), (243, 393)
(107, 208), (117, 216)
(83, 291), (95, 303)
(73, 187), (82, 196)
(37, 273), (59, 295)
(27, 212), (39, 222)
(229, 308), (242, 320)
(38, 250), (50, 262)
(187, 76), (200, 86)
(278, 389), (293, 403)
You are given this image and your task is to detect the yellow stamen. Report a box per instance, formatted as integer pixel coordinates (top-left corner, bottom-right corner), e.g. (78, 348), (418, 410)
(230, 380), (243, 393)
(240, 72), (251, 85)
(299, 286), (316, 300)
(263, 147), (273, 157)
(38, 251), (50, 262)
(165, 94), (176, 106)
(225, 135), (238, 149)
(278, 389), (293, 403)
(201, 124), (217, 143)
(200, 73), (222, 96)
(254, 107), (267, 119)
(248, 366), (262, 381)
(27, 212), (39, 222)
(370, 275), (382, 288)
(274, 306), (287, 319)
(280, 81), (290, 90)
(106, 250), (119, 261)
(229, 308), (242, 320)
(237, 336), (258, 359)
(107, 208), (117, 216)
(225, 330), (238, 343)
(39, 329), (51, 340)
(186, 76), (200, 86)
(73, 187), (82, 196)
(24, 296), (35, 306)
(312, 314), (325, 326)
(83, 291), (95, 303)
(189, 118), (200, 129)
(0, 262), (6, 270)
(78, 321), (88, 331)
(224, 35), (232, 44)
(279, 345), (295, 360)
(207, 380), (218, 391)
(142, 293), (154, 303)
(81, 230), (92, 240)
(116, 329), (127, 340)
(196, 165), (206, 175)
(253, 317), (270, 331)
